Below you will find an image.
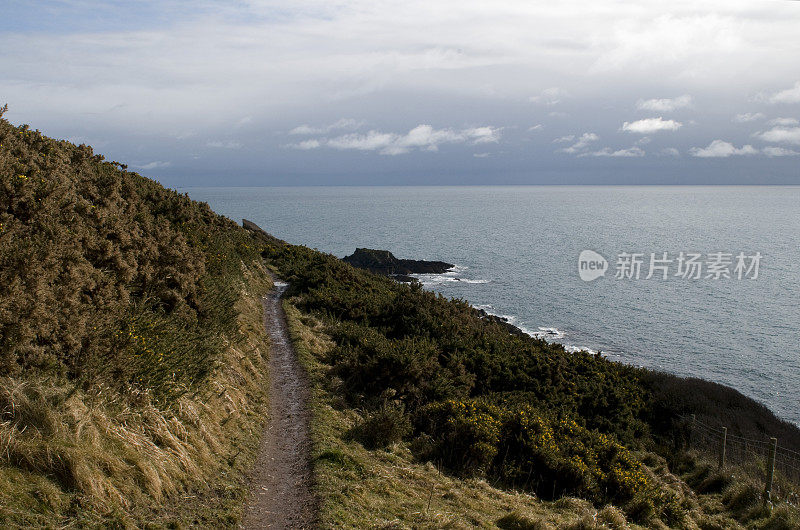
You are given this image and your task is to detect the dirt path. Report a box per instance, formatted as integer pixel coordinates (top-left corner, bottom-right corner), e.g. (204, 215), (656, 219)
(242, 277), (317, 529)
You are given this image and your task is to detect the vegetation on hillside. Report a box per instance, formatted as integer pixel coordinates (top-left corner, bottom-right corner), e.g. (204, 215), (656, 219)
(0, 108), (275, 526)
(283, 285), (800, 529)
(284, 303), (649, 529)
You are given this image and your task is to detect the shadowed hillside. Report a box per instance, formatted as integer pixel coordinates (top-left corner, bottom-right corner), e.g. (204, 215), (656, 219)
(0, 107), (275, 526)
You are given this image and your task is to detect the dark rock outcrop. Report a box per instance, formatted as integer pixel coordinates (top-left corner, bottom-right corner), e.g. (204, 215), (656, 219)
(474, 308), (529, 337)
(342, 248), (453, 275)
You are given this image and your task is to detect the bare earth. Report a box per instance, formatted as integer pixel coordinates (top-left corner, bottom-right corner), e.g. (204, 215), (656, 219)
(242, 278), (317, 529)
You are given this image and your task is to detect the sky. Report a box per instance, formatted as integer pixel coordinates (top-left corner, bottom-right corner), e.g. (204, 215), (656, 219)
(2, 0), (800, 186)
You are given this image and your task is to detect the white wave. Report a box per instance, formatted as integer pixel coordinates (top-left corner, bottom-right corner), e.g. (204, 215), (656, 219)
(473, 306), (605, 356)
(530, 327), (564, 340)
(412, 273), (488, 285)
(564, 345), (599, 355)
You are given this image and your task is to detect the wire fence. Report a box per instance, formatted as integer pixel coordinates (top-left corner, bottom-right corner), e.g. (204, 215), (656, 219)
(679, 415), (800, 506)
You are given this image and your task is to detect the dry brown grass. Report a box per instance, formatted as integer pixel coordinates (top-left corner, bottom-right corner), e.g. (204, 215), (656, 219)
(0, 261), (273, 527)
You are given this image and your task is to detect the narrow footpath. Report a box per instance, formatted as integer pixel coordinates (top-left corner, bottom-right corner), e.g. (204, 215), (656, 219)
(242, 277), (317, 529)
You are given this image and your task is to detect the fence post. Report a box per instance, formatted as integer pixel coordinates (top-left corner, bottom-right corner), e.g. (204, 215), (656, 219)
(718, 427), (727, 470)
(764, 437), (777, 507)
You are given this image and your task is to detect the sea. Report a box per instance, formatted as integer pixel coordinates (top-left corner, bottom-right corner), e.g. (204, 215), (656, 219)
(184, 186), (800, 427)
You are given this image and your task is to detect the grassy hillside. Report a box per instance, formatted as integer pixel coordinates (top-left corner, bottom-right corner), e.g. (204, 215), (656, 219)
(0, 108), (277, 526)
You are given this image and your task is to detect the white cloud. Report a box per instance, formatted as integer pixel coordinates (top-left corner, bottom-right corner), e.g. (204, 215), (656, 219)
(473, 152), (491, 158)
(690, 140), (757, 158)
(766, 81), (800, 104)
(206, 140), (242, 149)
(289, 118), (364, 135)
(584, 146), (645, 158)
(762, 146), (800, 157)
(133, 161), (171, 170)
(559, 132), (599, 154)
(733, 112), (765, 123)
(529, 87), (565, 106)
(660, 147), (681, 157)
(324, 124), (501, 155)
(553, 135), (575, 143)
(467, 126), (503, 144)
(767, 117), (799, 126)
(636, 95), (692, 112)
(527, 124), (543, 132)
(622, 117), (682, 134)
(327, 130), (397, 152)
(286, 139), (322, 150)
(753, 126), (800, 145)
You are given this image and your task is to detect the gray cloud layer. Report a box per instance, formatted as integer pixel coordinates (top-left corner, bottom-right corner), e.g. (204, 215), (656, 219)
(2, 0), (800, 184)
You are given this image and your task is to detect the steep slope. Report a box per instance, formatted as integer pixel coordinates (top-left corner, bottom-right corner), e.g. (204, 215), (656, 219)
(0, 109), (275, 526)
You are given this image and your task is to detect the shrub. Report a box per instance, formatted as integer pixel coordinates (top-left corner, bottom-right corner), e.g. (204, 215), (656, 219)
(762, 504), (800, 530)
(722, 481), (760, 513)
(625, 493), (656, 525)
(416, 399), (650, 504)
(349, 402), (411, 449)
(596, 505), (627, 529)
(0, 115), (265, 400)
(416, 399), (502, 475)
(653, 489), (685, 527)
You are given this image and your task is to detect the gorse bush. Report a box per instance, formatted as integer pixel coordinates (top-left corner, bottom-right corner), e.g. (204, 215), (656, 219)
(0, 111), (263, 400)
(417, 399), (502, 475)
(417, 399), (650, 504)
(349, 401), (411, 449)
